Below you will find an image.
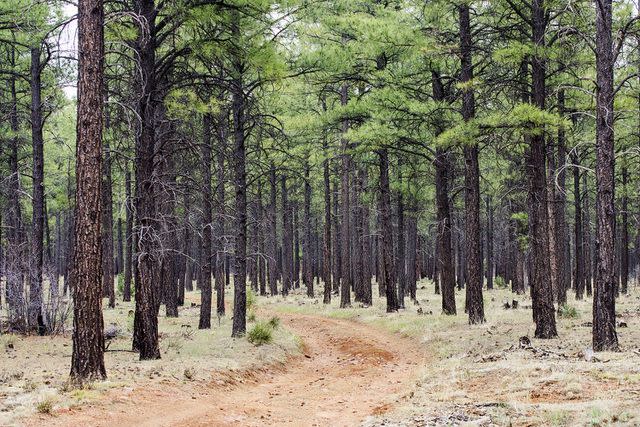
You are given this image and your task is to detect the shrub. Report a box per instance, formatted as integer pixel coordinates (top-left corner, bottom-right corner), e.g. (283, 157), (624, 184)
(246, 288), (257, 310)
(247, 322), (273, 346)
(494, 276), (507, 289)
(36, 397), (54, 414)
(116, 274), (124, 296)
(558, 304), (579, 318)
(267, 316), (280, 329)
(248, 310), (257, 322)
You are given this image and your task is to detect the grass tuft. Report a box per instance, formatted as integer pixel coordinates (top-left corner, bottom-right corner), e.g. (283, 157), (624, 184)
(36, 397), (55, 414)
(267, 316), (280, 329)
(247, 322), (273, 346)
(558, 304), (579, 318)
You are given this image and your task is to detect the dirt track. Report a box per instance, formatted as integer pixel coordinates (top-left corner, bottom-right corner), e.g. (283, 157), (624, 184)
(29, 311), (425, 427)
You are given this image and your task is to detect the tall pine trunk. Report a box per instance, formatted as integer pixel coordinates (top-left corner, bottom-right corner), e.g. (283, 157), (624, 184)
(460, 3), (484, 323)
(29, 46), (45, 332)
(378, 149), (398, 312)
(593, 0), (618, 351)
(527, 0), (557, 338)
(231, 16), (247, 337)
(132, 0), (160, 360)
(199, 114), (213, 329)
(70, 0), (106, 380)
(433, 70), (456, 315)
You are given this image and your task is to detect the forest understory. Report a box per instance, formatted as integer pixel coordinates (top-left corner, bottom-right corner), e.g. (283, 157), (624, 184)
(1, 281), (637, 427)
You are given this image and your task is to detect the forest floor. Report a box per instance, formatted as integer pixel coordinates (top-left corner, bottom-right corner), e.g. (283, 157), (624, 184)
(2, 280), (640, 426)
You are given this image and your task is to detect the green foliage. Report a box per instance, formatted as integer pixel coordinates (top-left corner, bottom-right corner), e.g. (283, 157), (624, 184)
(246, 289), (257, 311)
(494, 276), (507, 289)
(558, 304), (579, 319)
(247, 322), (273, 346)
(267, 316), (280, 329)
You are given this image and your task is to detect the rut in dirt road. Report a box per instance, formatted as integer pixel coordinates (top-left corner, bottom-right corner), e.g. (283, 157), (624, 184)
(31, 312), (426, 427)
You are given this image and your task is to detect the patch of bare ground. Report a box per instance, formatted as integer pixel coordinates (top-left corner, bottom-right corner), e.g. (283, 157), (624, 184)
(1, 289), (299, 426)
(267, 284), (640, 426)
(25, 311), (425, 426)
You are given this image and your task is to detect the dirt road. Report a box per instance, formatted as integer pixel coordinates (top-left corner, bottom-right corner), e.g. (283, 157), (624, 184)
(31, 312), (425, 426)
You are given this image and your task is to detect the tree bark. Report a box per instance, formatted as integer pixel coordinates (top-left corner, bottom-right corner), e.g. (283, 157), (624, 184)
(323, 140), (332, 304)
(378, 149), (398, 312)
(123, 164), (133, 302)
(199, 114), (213, 329)
(70, 0), (107, 380)
(132, 0), (160, 360)
(6, 49), (26, 331)
(485, 196), (494, 290)
(268, 164), (278, 296)
(231, 15), (247, 337)
(620, 164), (629, 295)
(215, 107), (227, 316)
(29, 46), (45, 332)
(304, 163), (313, 297)
(281, 176), (293, 296)
(593, 0), (619, 351)
(101, 137), (115, 308)
(433, 70), (456, 315)
(573, 154), (585, 300)
(339, 84), (352, 308)
(555, 90), (569, 305)
(460, 3), (484, 324)
(527, 0), (557, 338)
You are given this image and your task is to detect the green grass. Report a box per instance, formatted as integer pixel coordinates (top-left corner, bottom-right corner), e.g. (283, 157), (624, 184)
(247, 322), (274, 346)
(558, 304), (579, 318)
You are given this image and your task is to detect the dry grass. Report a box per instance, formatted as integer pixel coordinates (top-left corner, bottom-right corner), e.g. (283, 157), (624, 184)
(264, 281), (640, 426)
(0, 287), (300, 426)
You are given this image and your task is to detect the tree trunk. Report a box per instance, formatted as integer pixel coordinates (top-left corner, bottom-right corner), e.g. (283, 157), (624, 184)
(583, 173), (593, 296)
(231, 18), (247, 337)
(460, 3), (484, 324)
(555, 89), (569, 305)
(406, 200), (418, 302)
(281, 176), (293, 296)
(593, 0), (619, 351)
(123, 164), (133, 302)
(620, 165), (629, 295)
(432, 70), (456, 314)
(70, 0), (107, 380)
(6, 52), (26, 331)
(116, 217), (124, 276)
(339, 84), (352, 308)
(485, 196), (494, 290)
(268, 164), (278, 296)
(527, 0), (557, 338)
(199, 114), (213, 329)
(132, 0), (160, 360)
(396, 166), (406, 309)
(332, 179), (341, 294)
(573, 154), (585, 300)
(101, 138), (115, 308)
(378, 149), (398, 312)
(215, 107), (227, 316)
(323, 141), (332, 304)
(29, 46), (45, 332)
(304, 163), (313, 297)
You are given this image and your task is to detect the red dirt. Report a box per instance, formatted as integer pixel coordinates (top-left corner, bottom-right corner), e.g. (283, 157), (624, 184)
(29, 311), (426, 426)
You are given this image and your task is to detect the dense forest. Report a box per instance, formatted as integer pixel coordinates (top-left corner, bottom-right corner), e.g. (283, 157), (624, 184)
(0, 0), (639, 424)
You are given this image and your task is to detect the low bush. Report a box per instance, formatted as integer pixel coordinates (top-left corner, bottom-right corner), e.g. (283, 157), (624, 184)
(247, 322), (273, 346)
(558, 304), (579, 318)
